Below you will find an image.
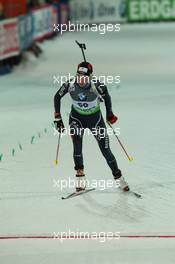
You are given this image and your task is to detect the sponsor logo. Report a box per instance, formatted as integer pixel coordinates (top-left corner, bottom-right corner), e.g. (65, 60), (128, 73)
(78, 92), (87, 101)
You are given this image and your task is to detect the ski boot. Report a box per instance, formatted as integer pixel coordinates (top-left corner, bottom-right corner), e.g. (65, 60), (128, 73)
(117, 176), (130, 192)
(76, 169), (86, 192)
(114, 170), (130, 192)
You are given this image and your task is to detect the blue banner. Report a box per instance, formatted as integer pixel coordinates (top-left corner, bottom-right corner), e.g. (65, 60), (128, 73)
(18, 14), (33, 51)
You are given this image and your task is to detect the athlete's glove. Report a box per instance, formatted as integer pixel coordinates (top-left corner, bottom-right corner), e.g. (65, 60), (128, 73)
(54, 113), (65, 133)
(107, 112), (118, 124)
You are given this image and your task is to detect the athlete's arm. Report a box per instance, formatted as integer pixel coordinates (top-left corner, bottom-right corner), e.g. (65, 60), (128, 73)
(96, 81), (112, 116)
(96, 81), (118, 124)
(54, 82), (69, 116)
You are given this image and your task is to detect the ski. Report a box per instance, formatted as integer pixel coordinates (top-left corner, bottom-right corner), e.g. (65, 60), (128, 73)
(128, 190), (142, 199)
(61, 188), (95, 200)
(61, 188), (141, 200)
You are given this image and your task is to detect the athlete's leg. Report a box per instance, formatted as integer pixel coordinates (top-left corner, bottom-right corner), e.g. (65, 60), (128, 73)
(69, 113), (86, 191)
(69, 113), (84, 171)
(90, 113), (129, 191)
(90, 112), (122, 178)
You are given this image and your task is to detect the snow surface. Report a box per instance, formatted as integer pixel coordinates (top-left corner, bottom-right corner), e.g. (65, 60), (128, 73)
(0, 23), (175, 263)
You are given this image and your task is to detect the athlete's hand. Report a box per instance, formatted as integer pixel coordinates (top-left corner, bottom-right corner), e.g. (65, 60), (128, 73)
(54, 113), (65, 133)
(107, 112), (118, 124)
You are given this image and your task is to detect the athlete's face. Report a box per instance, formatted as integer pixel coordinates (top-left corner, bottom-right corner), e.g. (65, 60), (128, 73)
(76, 74), (90, 87)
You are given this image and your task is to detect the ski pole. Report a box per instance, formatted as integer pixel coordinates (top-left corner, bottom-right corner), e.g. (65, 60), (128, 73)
(75, 40), (87, 62)
(54, 132), (61, 166)
(107, 122), (134, 162)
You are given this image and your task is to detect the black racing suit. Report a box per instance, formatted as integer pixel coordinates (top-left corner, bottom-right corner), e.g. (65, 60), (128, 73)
(54, 79), (121, 179)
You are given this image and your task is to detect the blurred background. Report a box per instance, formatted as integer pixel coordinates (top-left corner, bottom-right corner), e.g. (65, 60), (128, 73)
(0, 0), (69, 74)
(0, 1), (175, 263)
(0, 0), (175, 75)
